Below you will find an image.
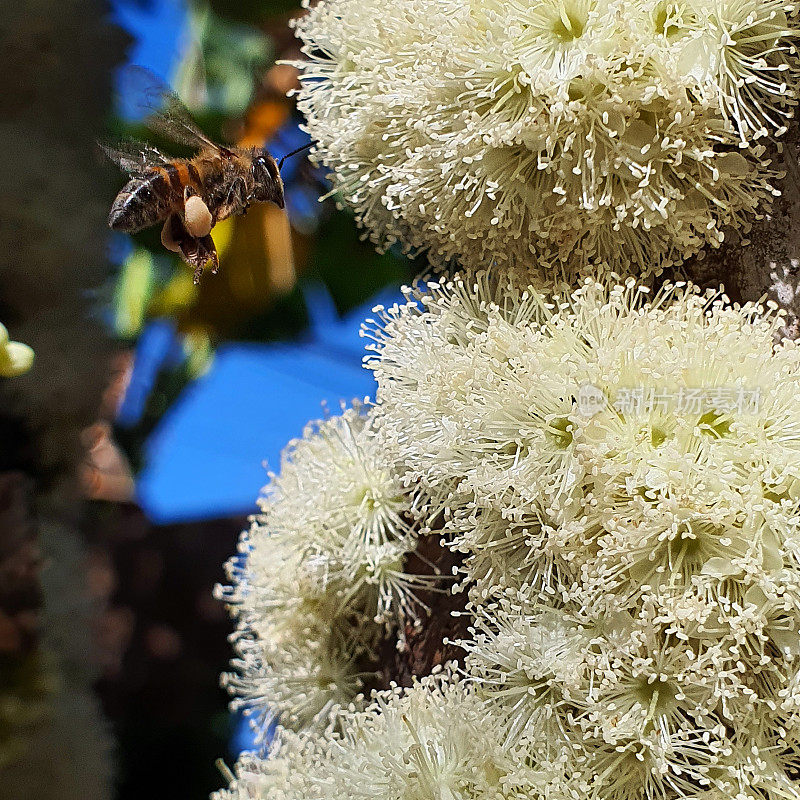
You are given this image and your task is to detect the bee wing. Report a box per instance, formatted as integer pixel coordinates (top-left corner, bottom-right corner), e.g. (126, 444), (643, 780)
(98, 139), (171, 174)
(120, 65), (229, 155)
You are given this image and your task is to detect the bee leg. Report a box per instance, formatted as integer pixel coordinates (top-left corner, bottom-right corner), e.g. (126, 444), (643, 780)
(172, 228), (203, 284)
(162, 215), (206, 284)
(160, 214), (183, 253)
(179, 234), (219, 284)
(199, 234), (219, 274)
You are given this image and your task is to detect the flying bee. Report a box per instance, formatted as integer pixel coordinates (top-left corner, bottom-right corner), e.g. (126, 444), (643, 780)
(103, 68), (308, 283)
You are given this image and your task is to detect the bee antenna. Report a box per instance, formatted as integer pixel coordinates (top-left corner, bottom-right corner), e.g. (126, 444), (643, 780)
(277, 142), (314, 170)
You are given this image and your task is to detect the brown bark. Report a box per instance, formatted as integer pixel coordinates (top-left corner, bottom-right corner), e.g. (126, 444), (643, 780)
(381, 535), (469, 688)
(682, 122), (800, 331)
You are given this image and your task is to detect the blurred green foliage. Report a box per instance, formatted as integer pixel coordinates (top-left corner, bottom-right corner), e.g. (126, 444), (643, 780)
(207, 0), (299, 25)
(175, 5), (272, 115)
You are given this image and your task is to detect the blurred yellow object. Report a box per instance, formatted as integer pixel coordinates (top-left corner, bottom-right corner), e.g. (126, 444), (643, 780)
(182, 328), (214, 378)
(0, 323), (34, 377)
(211, 215), (235, 257)
(149, 269), (198, 319)
(115, 248), (156, 338)
(169, 199), (305, 335)
(180, 173), (294, 296)
(225, 202), (296, 301)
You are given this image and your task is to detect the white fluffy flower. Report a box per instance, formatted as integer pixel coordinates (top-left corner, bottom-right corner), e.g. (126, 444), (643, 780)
(294, 0), (798, 276)
(362, 272), (800, 797)
(220, 529), (375, 735)
(218, 672), (587, 800)
(254, 408), (425, 622)
(218, 408), (433, 734)
(212, 736), (313, 800)
(217, 272), (800, 799)
(367, 274), (800, 588)
(463, 594), (800, 798)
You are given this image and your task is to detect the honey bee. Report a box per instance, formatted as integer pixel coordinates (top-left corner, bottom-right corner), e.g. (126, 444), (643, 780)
(103, 69), (307, 283)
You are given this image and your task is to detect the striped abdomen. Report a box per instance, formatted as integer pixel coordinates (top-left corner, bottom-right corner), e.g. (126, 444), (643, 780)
(108, 162), (201, 233)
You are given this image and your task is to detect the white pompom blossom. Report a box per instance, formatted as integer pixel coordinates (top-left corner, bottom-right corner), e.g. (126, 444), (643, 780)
(361, 273), (800, 798)
(215, 671), (587, 800)
(294, 0), (799, 276)
(218, 408), (434, 735)
(367, 275), (800, 578)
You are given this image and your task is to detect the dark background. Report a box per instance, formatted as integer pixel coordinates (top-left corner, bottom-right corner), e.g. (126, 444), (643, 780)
(0, 2), (414, 798)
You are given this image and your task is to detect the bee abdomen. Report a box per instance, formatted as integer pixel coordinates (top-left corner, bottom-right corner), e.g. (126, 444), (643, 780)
(108, 167), (181, 233)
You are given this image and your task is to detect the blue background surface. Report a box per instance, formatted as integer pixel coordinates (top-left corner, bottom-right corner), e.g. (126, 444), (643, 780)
(134, 286), (405, 523)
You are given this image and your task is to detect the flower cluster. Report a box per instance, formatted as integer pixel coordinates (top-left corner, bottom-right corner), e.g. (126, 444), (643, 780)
(216, 670), (585, 800)
(294, 0), (799, 277)
(219, 409), (430, 735)
(219, 276), (800, 800)
(367, 275), (800, 586)
(365, 275), (800, 797)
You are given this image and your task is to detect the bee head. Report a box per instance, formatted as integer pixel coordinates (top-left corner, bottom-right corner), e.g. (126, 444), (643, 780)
(250, 150), (285, 208)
